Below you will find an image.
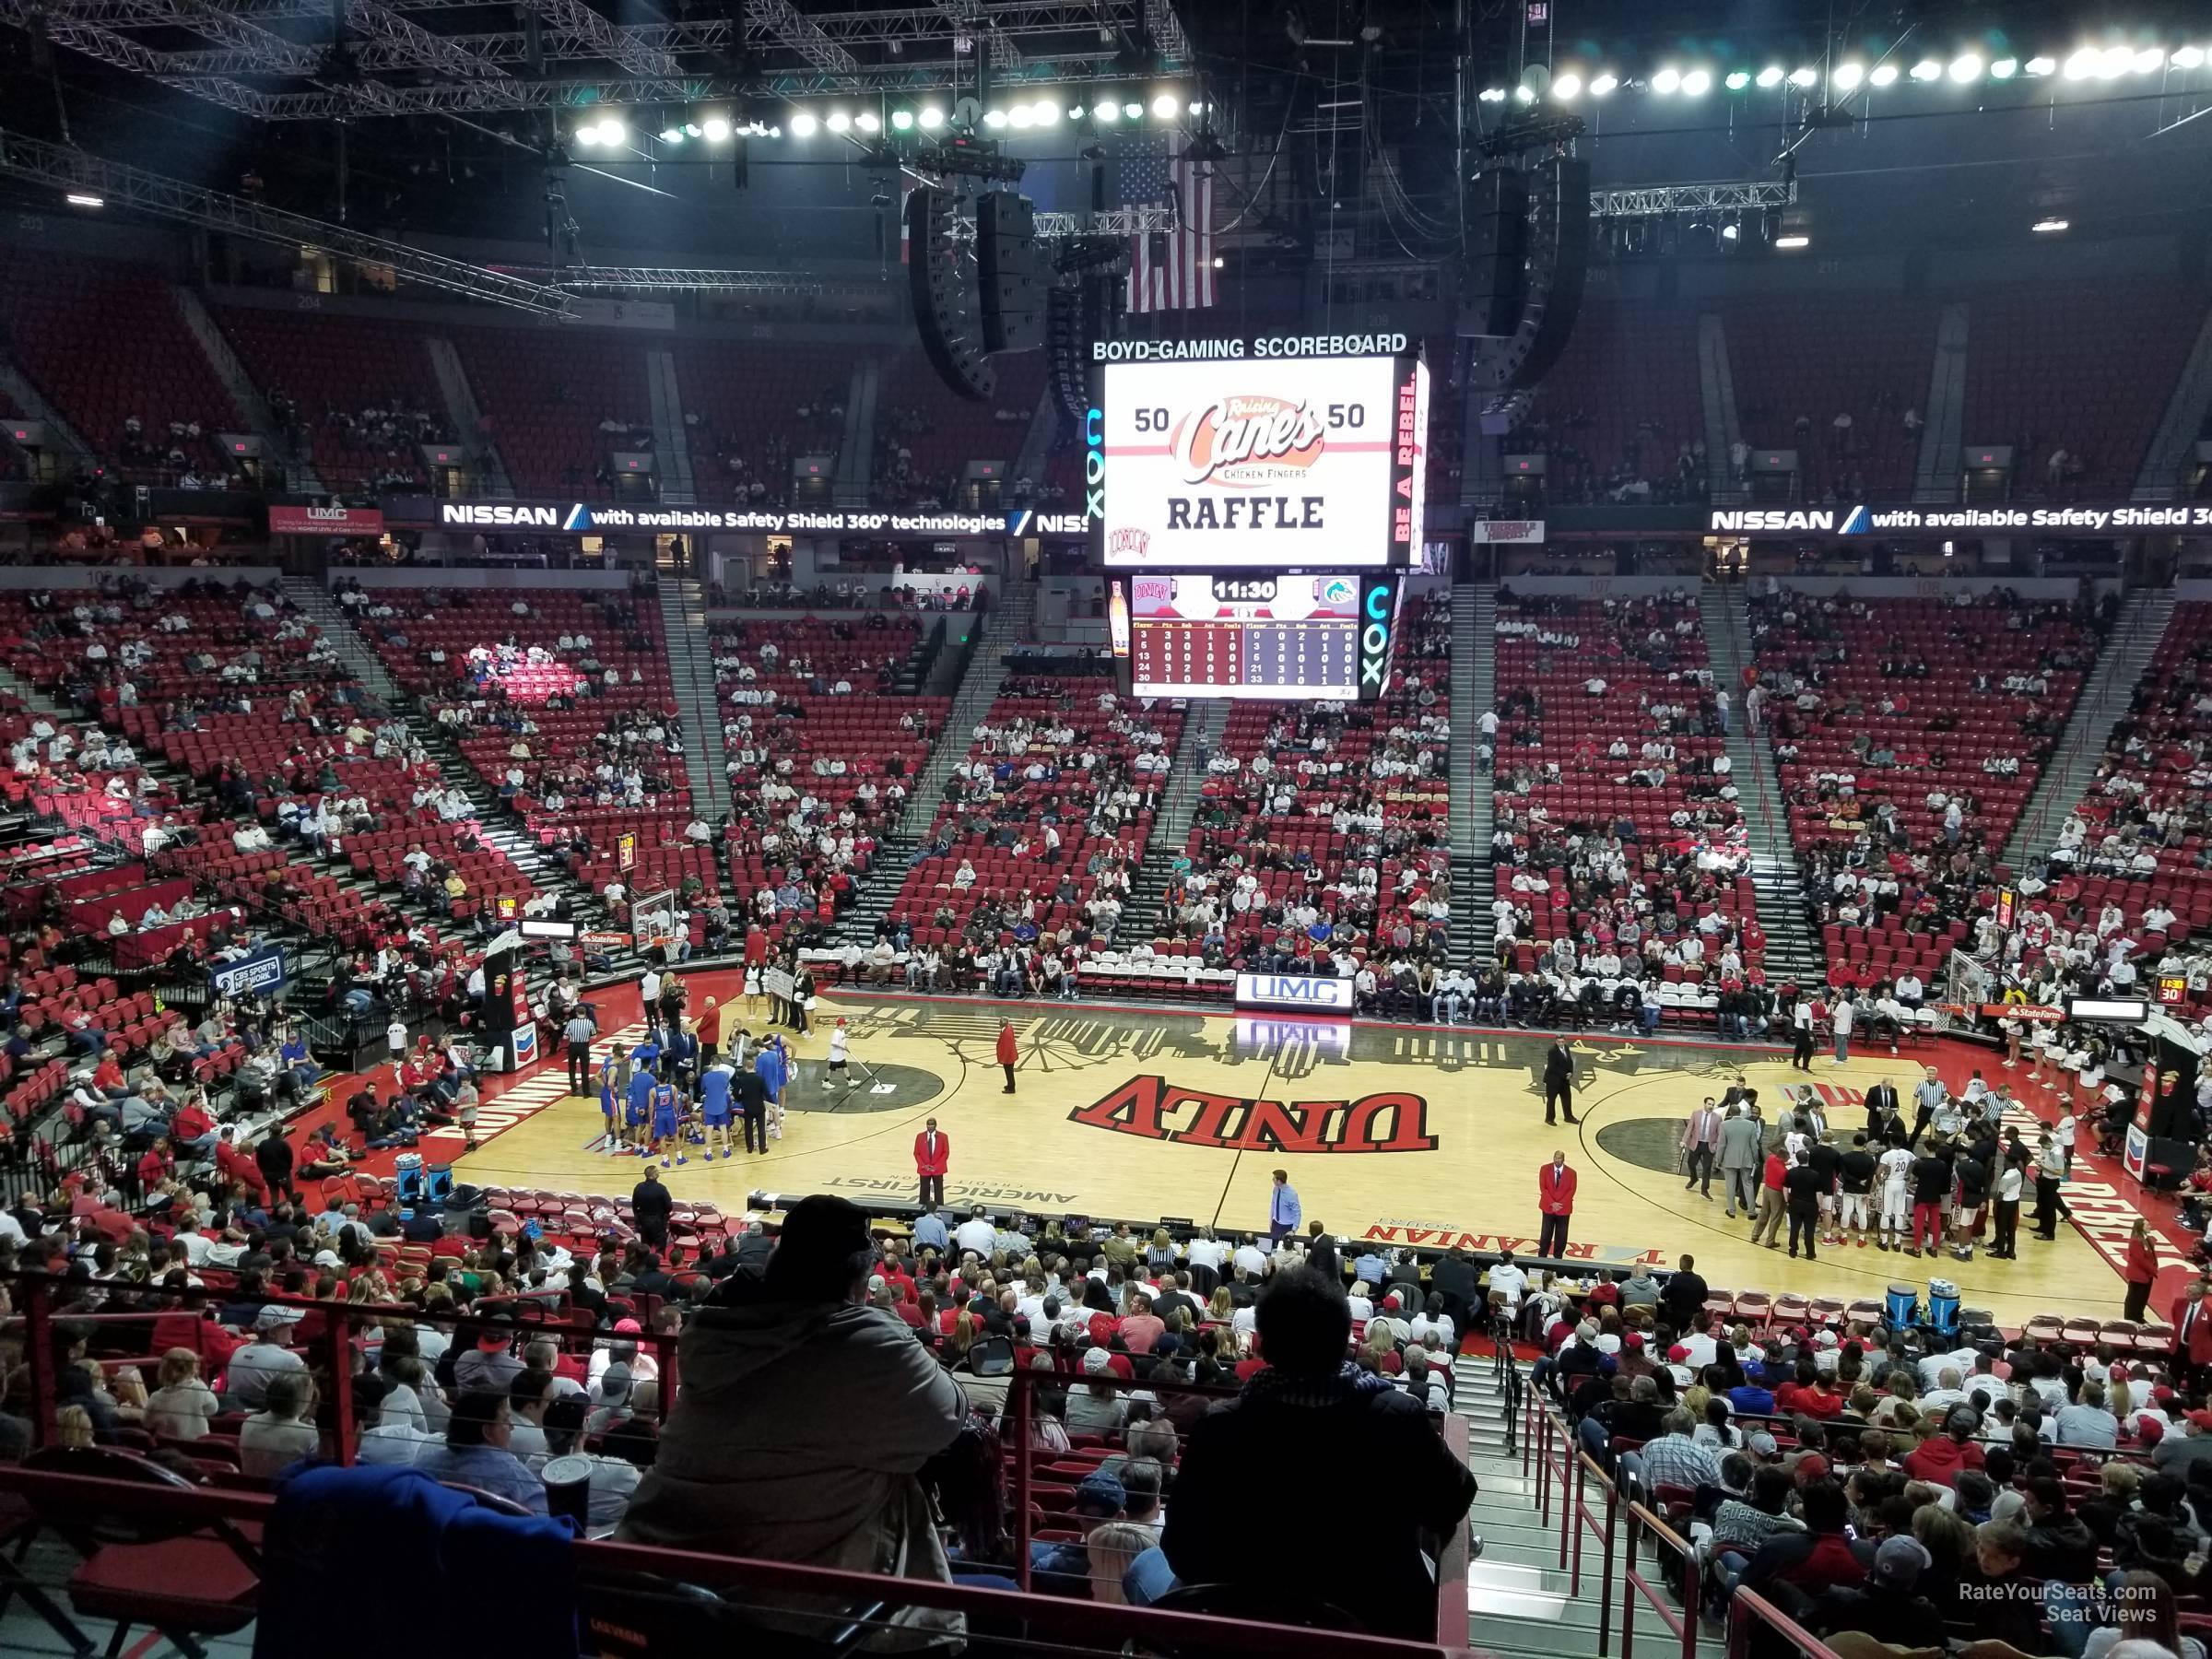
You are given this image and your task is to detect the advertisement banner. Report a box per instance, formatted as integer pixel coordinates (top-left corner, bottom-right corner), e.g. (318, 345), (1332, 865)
(1469, 519), (1546, 544)
(1233, 971), (1356, 1016)
(213, 946), (288, 997)
(416, 499), (1071, 540)
(1706, 501), (2212, 540)
(1100, 353), (1407, 568)
(2125, 1122), (2148, 1182)
(270, 505), (385, 536)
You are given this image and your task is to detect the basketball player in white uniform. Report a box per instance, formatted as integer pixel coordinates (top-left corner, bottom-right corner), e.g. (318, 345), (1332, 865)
(1877, 1140), (1914, 1251)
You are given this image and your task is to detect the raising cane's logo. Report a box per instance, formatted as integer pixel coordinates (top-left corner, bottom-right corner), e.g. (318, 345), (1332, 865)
(1068, 1074), (1438, 1155)
(1172, 394), (1328, 488)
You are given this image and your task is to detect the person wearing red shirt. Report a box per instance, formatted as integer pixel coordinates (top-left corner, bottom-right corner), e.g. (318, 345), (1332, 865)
(1901, 1407), (1989, 1481)
(135, 1139), (172, 1199)
(1537, 1151), (1576, 1257)
(2124, 1218), (2159, 1324)
(91, 1052), (125, 1095)
(215, 1127), (267, 1201)
(170, 1098), (216, 1158)
(995, 1020), (1019, 1093)
(1750, 1151), (1788, 1248)
(1772, 1361), (1844, 1419)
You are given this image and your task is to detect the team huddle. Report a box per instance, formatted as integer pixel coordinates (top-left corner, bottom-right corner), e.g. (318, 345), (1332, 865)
(594, 1005), (855, 1166)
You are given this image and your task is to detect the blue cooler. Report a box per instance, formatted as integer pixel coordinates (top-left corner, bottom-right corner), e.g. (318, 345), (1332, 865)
(1885, 1281), (1918, 1327)
(425, 1161), (455, 1206)
(1926, 1278), (1961, 1335)
(394, 1151), (425, 1205)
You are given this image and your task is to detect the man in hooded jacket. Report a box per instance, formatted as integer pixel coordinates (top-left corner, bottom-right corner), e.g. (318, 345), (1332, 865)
(618, 1194), (971, 1648)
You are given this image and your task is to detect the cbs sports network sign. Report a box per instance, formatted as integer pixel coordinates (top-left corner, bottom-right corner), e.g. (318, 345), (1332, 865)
(1090, 335), (1430, 569)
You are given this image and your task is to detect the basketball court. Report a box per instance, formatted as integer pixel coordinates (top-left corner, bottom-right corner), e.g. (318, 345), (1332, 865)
(441, 990), (2140, 1327)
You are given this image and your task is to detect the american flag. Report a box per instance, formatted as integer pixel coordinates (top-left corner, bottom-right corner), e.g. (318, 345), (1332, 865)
(1121, 129), (1216, 312)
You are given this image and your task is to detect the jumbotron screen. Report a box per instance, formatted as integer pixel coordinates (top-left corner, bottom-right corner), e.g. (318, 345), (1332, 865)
(1097, 352), (1429, 568)
(1111, 572), (1398, 700)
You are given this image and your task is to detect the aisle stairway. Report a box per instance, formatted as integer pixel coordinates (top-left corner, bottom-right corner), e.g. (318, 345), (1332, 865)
(1699, 586), (1824, 989)
(2001, 587), (2173, 875)
(178, 287), (321, 492)
(656, 578), (728, 821)
(897, 584), (1034, 839)
(645, 351), (698, 503)
(427, 336), (512, 496)
(1126, 700), (1226, 939)
(1452, 1351), (1718, 1659)
(281, 577), (402, 703)
(1461, 584), (1498, 964)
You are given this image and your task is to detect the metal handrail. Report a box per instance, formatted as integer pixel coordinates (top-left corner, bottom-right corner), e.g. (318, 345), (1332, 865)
(1621, 1499), (1700, 1659)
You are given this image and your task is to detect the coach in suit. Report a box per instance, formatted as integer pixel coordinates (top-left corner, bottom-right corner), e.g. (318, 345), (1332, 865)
(2175, 1282), (2212, 1390)
(1864, 1078), (1905, 1143)
(1543, 1041), (1579, 1126)
(1716, 1104), (1764, 1220)
(1537, 1152), (1576, 1259)
(1679, 1099), (1723, 1197)
(913, 1118), (950, 1211)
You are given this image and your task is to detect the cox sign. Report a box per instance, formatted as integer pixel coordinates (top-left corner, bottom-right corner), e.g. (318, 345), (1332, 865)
(1359, 575), (1395, 700)
(1235, 972), (1356, 1017)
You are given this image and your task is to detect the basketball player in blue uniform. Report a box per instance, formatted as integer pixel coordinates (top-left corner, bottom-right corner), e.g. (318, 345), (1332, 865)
(755, 1037), (788, 1142)
(652, 1075), (685, 1166)
(699, 1058), (735, 1160)
(625, 1061), (656, 1156)
(598, 1055), (621, 1153)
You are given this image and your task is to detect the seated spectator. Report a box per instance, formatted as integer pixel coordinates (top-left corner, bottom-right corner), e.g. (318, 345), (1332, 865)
(618, 1194), (969, 1646)
(414, 1388), (549, 1515)
(1162, 1265), (1478, 1640)
(239, 1371), (321, 1479)
(143, 1347), (219, 1441)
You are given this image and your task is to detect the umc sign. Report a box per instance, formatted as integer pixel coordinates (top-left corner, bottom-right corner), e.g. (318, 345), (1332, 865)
(1235, 972), (1356, 1015)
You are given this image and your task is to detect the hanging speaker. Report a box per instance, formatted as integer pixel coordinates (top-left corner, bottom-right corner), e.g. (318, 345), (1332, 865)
(1458, 168), (1529, 337)
(906, 184), (994, 402)
(978, 191), (1045, 353)
(1470, 155), (1592, 393)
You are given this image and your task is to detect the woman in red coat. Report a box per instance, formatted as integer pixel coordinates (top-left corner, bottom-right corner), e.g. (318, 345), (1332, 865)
(995, 1020), (1018, 1093)
(2124, 1218), (2159, 1324)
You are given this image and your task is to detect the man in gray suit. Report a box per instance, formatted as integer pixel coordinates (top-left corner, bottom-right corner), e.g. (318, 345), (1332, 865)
(1716, 1103), (1765, 1219)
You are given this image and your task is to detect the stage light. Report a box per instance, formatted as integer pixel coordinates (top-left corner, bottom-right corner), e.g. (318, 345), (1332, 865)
(1187, 102), (1206, 114)
(1123, 100), (1142, 119)
(1775, 233), (1810, 249)
(2174, 45), (2206, 69)
(1949, 53), (1982, 82)
(2024, 55), (2056, 76)
(983, 108), (1007, 128)
(1034, 100), (1060, 124)
(659, 125), (682, 144)
(683, 122), (702, 137)
(1553, 72), (1583, 100)
(2097, 45), (2131, 78)
(1007, 105), (1033, 128)
(1212, 256), (1224, 268)
(1868, 64), (1899, 86)
(1909, 59), (1941, 81)
(1989, 57), (2018, 78)
(1652, 66), (1681, 93)
(1755, 65), (1784, 88)
(1789, 65), (1817, 87)
(856, 111), (880, 133)
(1094, 100), (1119, 121)
(574, 124), (601, 147)
(1478, 86), (1507, 101)
(2032, 218), (2069, 233)
(826, 110), (852, 133)
(1068, 102), (1086, 119)
(65, 193), (102, 208)
(890, 109), (913, 131)
(1720, 222), (1740, 241)
(1833, 63), (1865, 90)
(1151, 92), (1179, 118)
(1724, 70), (1749, 90)
(1681, 68), (1712, 95)
(1512, 83), (1535, 102)
(919, 106), (945, 130)
(1588, 73), (1618, 96)
(2135, 47), (2166, 73)
(790, 112), (818, 136)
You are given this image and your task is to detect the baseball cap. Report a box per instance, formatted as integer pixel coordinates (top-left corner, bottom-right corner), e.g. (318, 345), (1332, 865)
(1625, 1333), (1644, 1351)
(1083, 1348), (1113, 1375)
(1872, 1536), (1931, 1591)
(2139, 1418), (2168, 1446)
(1815, 1330), (1839, 1349)
(1668, 1343), (1691, 1363)
(1748, 1431), (1780, 1458)
(255, 1304), (305, 1332)
(1794, 1452), (1830, 1482)
(2153, 1384), (2177, 1404)
(1075, 1471), (1126, 1514)
(1946, 1406), (1982, 1435)
(2186, 1408), (2212, 1431)
(614, 1317), (641, 1334)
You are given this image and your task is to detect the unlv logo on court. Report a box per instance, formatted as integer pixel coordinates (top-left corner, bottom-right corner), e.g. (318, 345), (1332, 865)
(1173, 394), (1328, 488)
(1067, 1074), (1438, 1155)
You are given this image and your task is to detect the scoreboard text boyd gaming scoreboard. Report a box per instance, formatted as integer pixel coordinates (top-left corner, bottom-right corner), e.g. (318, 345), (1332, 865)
(1092, 339), (1424, 703)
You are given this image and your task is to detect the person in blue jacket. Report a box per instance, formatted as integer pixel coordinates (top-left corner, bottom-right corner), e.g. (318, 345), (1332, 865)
(755, 1039), (788, 1143)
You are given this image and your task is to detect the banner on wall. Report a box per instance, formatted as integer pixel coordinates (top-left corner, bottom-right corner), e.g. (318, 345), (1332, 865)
(1468, 519), (1545, 544)
(1705, 501), (2212, 540)
(269, 505), (385, 536)
(407, 498), (1081, 541)
(212, 946), (288, 997)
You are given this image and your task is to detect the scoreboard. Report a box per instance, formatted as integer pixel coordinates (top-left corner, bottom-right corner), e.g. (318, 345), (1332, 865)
(1112, 572), (1397, 700)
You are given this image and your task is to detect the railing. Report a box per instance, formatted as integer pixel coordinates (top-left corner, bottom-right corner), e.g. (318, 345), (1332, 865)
(1519, 1382), (1843, 1659)
(3, 1266), (1475, 1654)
